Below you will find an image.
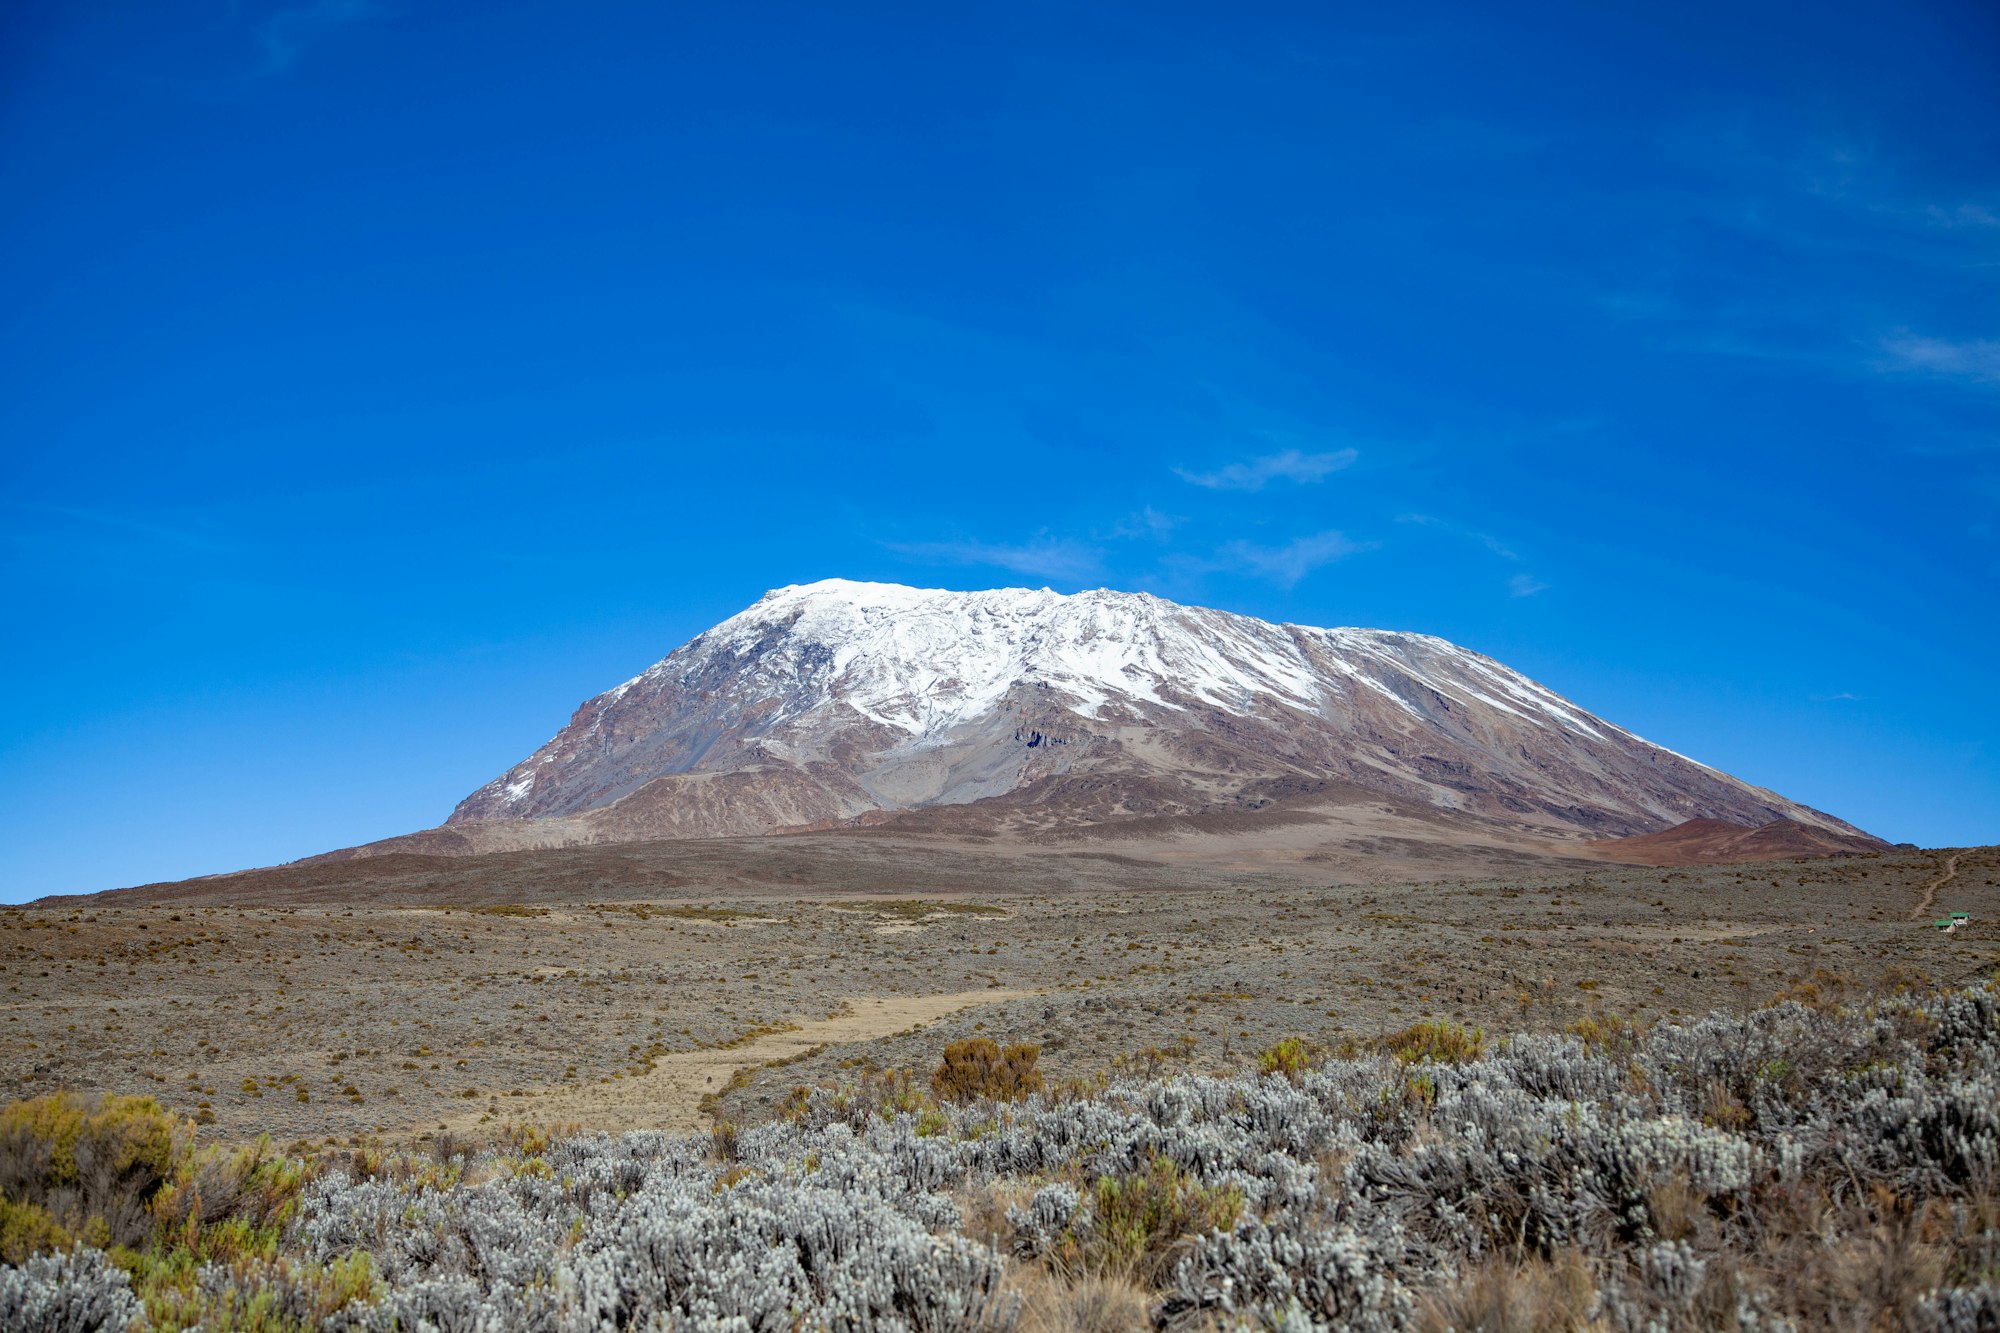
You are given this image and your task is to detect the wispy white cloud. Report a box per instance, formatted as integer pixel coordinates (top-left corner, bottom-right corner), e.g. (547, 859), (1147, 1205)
(1107, 506), (1180, 541)
(1812, 691), (1864, 703)
(1598, 126), (1998, 391)
(1876, 331), (2000, 386)
(252, 0), (379, 75)
(1681, 128), (2000, 250)
(1217, 530), (1369, 587)
(1174, 447), (1358, 492)
(884, 535), (1103, 582)
(1400, 513), (1548, 599)
(1631, 321), (2000, 389)
(1924, 203), (2000, 231)
(1398, 513), (1518, 560)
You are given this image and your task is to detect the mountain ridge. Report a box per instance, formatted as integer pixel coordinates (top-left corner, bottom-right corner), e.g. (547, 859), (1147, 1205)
(1585, 817), (1889, 866)
(313, 580), (1873, 864)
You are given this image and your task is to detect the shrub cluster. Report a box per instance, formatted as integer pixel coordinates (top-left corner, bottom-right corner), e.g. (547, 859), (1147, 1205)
(0, 1093), (178, 1259)
(1376, 1019), (1485, 1065)
(2, 983), (1998, 1331)
(933, 1038), (1045, 1104)
(1012, 1155), (1243, 1287)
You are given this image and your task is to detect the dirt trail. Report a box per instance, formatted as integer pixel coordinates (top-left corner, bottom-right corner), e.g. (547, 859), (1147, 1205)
(487, 988), (1037, 1135)
(1910, 853), (1962, 920)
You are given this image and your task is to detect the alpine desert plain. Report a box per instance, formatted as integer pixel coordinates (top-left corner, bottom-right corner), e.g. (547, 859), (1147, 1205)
(11, 833), (1993, 1148)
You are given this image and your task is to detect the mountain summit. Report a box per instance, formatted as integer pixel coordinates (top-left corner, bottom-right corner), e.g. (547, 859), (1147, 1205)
(334, 579), (1870, 860)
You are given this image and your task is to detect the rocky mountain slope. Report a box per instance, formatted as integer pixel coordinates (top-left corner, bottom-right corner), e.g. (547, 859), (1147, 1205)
(1584, 817), (1890, 866)
(323, 580), (1872, 861)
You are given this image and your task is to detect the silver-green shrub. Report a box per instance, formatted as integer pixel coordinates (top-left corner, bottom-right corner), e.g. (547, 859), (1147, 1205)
(0, 1247), (142, 1333)
(6, 981), (1997, 1330)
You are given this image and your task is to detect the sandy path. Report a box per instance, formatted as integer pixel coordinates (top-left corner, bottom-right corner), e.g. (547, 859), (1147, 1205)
(1910, 853), (1962, 921)
(478, 988), (1038, 1135)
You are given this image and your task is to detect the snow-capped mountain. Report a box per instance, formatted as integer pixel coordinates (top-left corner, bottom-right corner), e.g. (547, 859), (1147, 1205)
(396, 580), (1869, 854)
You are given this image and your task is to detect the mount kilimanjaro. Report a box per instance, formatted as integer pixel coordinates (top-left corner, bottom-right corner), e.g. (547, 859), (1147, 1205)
(322, 580), (1878, 865)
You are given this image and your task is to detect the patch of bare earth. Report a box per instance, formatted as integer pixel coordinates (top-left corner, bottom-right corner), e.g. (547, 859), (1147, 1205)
(506, 989), (1038, 1134)
(1910, 852), (1962, 920)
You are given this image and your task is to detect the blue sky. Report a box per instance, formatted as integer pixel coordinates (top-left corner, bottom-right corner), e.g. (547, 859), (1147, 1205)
(2, 0), (1995, 899)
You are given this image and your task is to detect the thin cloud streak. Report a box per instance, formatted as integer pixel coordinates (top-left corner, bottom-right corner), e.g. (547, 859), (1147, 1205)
(884, 536), (1104, 582)
(1876, 332), (2000, 386)
(1106, 506), (1180, 542)
(1175, 447), (1358, 491)
(1218, 530), (1369, 588)
(1401, 514), (1550, 600)
(1925, 203), (2000, 230)
(1591, 127), (1998, 395)
(1398, 513), (1519, 561)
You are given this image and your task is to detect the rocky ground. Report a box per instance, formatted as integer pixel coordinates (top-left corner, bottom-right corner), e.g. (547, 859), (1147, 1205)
(6, 843), (1993, 1149)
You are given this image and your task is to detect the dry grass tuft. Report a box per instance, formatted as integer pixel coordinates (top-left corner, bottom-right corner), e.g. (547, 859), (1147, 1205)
(1416, 1249), (1596, 1333)
(1013, 1267), (1153, 1333)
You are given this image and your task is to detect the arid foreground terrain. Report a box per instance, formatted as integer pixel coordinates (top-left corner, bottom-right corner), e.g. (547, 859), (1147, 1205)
(2, 837), (1995, 1330)
(9, 837), (1992, 1144)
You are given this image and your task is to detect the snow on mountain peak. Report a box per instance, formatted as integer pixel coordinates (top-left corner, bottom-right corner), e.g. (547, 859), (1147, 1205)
(693, 580), (1599, 744)
(697, 580), (1320, 735)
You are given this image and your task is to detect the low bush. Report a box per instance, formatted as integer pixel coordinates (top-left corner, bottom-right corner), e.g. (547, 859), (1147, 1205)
(152, 1136), (304, 1238)
(933, 1038), (1045, 1103)
(0, 1247), (143, 1333)
(1051, 1155), (1243, 1284)
(1566, 1011), (1646, 1053)
(0, 1093), (178, 1255)
(0, 1198), (70, 1266)
(1256, 1036), (1323, 1083)
(1378, 1019), (1486, 1065)
(782, 1061), (942, 1127)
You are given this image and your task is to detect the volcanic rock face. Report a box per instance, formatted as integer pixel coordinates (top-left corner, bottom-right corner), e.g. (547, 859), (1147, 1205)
(409, 580), (1871, 853)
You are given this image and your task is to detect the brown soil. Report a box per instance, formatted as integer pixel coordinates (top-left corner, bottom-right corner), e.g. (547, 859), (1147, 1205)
(507, 989), (1038, 1135)
(1586, 817), (1888, 867)
(1910, 852), (1963, 921)
(8, 841), (1992, 1149)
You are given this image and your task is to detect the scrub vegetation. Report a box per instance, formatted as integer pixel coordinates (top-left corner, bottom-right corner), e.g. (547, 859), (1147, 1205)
(7, 846), (1992, 1145)
(4, 978), (1999, 1331)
